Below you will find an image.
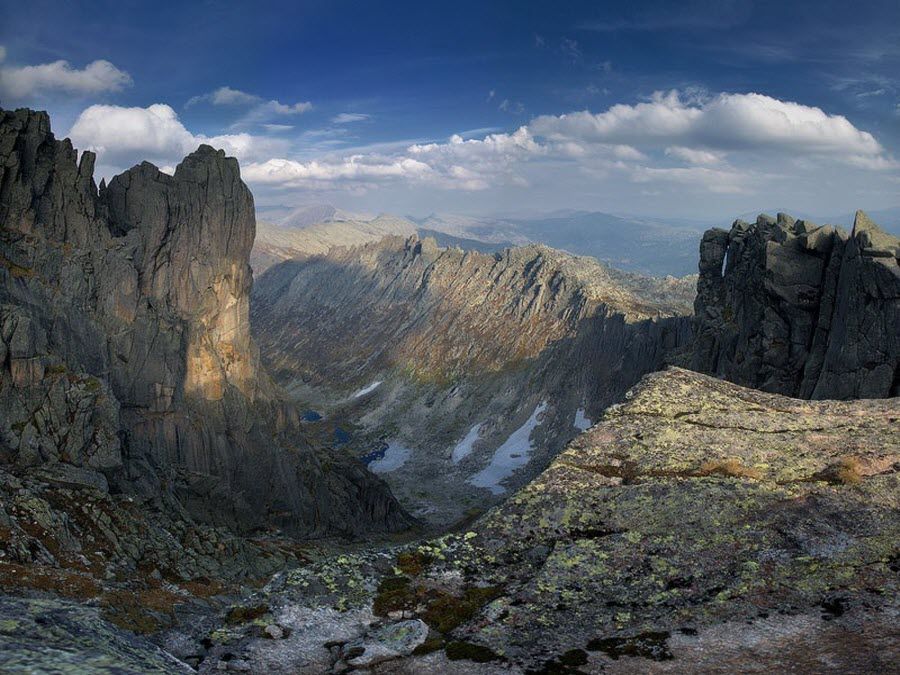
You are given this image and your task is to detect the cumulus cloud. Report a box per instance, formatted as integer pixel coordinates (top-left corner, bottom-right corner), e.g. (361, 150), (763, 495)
(664, 145), (725, 165)
(531, 90), (885, 158)
(69, 103), (287, 173)
(332, 113), (370, 123)
(0, 54), (132, 99)
(66, 89), (896, 205)
(185, 86), (312, 128)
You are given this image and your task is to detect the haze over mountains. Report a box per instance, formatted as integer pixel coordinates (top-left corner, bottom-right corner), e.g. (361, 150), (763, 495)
(254, 202), (900, 278)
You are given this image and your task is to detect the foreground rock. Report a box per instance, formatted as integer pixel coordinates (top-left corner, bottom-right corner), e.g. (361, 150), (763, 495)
(251, 235), (694, 522)
(0, 106), (408, 539)
(0, 596), (193, 673)
(693, 211), (899, 399)
(176, 367), (897, 672)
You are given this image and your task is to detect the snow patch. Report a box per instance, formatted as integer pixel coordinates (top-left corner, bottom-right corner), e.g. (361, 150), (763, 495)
(451, 422), (484, 464)
(352, 381), (382, 398)
(368, 442), (411, 474)
(574, 407), (592, 431)
(469, 402), (547, 495)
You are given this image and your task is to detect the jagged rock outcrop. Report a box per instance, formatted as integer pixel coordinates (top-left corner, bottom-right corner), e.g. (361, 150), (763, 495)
(251, 235), (693, 522)
(692, 211), (899, 399)
(0, 107), (409, 538)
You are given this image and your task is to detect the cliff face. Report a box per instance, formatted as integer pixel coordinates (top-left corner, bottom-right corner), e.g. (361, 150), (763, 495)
(0, 107), (408, 538)
(692, 211), (899, 399)
(251, 235), (693, 521)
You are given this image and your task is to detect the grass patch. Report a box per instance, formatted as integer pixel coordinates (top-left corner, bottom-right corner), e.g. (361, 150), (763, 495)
(226, 603), (270, 624)
(813, 457), (863, 485)
(421, 585), (504, 633)
(697, 459), (761, 480)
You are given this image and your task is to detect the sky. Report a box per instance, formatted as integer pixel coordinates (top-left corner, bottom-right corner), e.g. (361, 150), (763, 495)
(1, 0), (899, 221)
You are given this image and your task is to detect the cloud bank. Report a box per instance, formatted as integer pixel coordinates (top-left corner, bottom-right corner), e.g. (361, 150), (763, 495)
(69, 103), (287, 170)
(66, 90), (897, 208)
(0, 49), (132, 98)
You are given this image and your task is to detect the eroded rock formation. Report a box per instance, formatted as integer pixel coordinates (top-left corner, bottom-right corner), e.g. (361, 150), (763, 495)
(692, 211), (899, 399)
(0, 107), (408, 539)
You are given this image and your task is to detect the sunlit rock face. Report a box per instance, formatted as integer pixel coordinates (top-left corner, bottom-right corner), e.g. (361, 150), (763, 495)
(104, 149), (259, 403)
(0, 107), (409, 537)
(693, 211), (900, 399)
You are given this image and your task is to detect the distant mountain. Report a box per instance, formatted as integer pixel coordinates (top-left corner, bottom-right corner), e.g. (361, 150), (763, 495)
(410, 211), (704, 276)
(253, 203), (900, 280)
(410, 212), (531, 245)
(510, 211), (703, 277)
(251, 212), (418, 274)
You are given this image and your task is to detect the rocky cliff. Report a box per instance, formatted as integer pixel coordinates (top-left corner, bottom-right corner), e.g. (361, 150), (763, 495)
(251, 235), (693, 522)
(0, 107), (408, 539)
(692, 211), (899, 399)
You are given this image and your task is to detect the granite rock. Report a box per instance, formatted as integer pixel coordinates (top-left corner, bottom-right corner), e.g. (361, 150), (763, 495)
(692, 211), (899, 399)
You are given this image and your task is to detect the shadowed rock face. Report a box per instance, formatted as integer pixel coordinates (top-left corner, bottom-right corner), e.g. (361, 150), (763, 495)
(0, 107), (409, 538)
(692, 211), (900, 399)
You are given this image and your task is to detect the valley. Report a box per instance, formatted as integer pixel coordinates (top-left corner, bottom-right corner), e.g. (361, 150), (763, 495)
(250, 234), (694, 523)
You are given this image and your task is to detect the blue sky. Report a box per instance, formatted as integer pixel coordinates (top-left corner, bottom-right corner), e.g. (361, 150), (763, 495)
(1, 0), (898, 220)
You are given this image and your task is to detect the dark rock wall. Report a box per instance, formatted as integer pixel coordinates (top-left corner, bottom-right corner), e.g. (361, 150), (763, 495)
(692, 211), (899, 399)
(0, 107), (409, 537)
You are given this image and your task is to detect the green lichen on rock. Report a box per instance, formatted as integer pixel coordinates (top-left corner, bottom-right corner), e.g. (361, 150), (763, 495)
(366, 368), (899, 670)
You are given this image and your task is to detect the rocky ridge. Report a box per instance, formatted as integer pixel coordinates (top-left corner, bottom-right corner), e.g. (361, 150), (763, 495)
(693, 210), (899, 399)
(251, 234), (694, 522)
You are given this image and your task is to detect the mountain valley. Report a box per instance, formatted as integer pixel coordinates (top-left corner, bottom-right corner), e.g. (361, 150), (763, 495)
(0, 106), (897, 673)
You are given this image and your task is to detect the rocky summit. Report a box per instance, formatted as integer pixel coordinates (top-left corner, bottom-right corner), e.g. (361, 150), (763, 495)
(693, 211), (899, 399)
(0, 107), (409, 584)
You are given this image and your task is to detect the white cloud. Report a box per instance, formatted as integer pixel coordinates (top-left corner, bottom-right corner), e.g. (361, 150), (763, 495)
(665, 145), (725, 165)
(69, 103), (287, 174)
(531, 90), (886, 159)
(262, 123), (294, 132)
(65, 89), (897, 210)
(332, 113), (370, 123)
(242, 155), (437, 189)
(186, 86), (261, 107)
(185, 86), (312, 128)
(0, 55), (132, 98)
(239, 91), (895, 198)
